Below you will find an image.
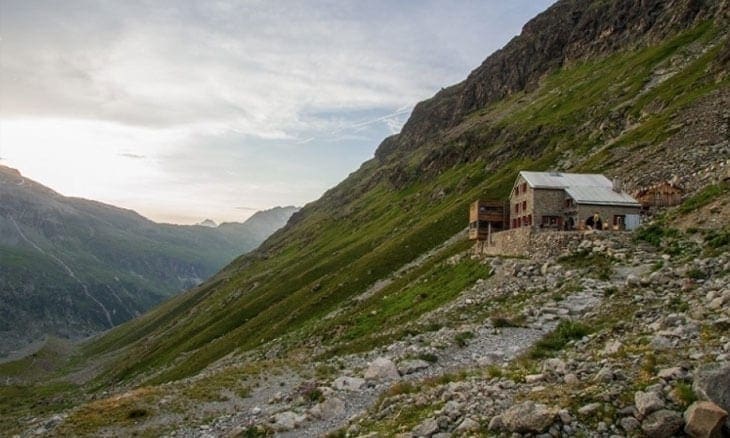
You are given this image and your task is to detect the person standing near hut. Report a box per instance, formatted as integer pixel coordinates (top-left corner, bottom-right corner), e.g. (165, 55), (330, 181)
(586, 212), (603, 230)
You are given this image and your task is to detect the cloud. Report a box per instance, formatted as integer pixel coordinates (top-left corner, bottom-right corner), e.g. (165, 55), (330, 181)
(119, 152), (146, 159)
(0, 0), (553, 139)
(0, 0), (555, 224)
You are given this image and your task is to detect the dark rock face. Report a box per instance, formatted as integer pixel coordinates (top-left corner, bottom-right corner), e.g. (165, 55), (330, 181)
(374, 0), (726, 163)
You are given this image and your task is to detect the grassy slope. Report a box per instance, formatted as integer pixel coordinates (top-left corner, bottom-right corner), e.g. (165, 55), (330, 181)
(75, 21), (728, 387)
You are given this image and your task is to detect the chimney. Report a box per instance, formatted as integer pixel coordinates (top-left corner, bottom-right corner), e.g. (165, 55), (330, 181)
(612, 179), (622, 193)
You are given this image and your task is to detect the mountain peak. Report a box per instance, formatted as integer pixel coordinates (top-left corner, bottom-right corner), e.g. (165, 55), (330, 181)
(197, 218), (218, 228)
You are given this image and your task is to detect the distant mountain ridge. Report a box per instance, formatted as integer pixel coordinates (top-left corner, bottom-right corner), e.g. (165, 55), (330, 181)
(0, 165), (297, 356)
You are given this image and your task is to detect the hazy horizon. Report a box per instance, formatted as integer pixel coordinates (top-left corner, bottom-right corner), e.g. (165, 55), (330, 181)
(0, 0), (553, 224)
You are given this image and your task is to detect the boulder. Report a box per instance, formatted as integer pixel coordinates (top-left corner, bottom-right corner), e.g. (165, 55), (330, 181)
(657, 366), (687, 380)
(693, 363), (730, 419)
(626, 274), (640, 287)
(525, 373), (545, 383)
(603, 340), (623, 355)
(332, 376), (365, 391)
(564, 373), (579, 385)
(577, 402), (602, 416)
(309, 397), (345, 420)
(364, 357), (400, 380)
(500, 401), (557, 433)
(641, 409), (684, 438)
(398, 359), (431, 375)
(455, 417), (480, 432)
(594, 367), (614, 382)
(270, 411), (306, 431)
(635, 390), (665, 417)
(412, 417), (439, 437)
(487, 415), (504, 431)
(684, 401), (728, 438)
(542, 358), (567, 374)
(620, 416), (641, 432)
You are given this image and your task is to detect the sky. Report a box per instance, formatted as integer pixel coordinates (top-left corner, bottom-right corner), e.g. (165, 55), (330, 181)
(0, 0), (553, 224)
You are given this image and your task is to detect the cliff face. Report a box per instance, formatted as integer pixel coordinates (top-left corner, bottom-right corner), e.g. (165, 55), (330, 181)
(377, 0), (728, 161)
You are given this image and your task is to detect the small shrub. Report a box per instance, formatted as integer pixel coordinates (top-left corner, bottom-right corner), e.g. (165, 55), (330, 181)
(240, 426), (274, 437)
(528, 320), (590, 359)
(635, 224), (666, 246)
(687, 268), (707, 280)
(558, 253), (613, 280)
(704, 229), (730, 249)
(315, 364), (337, 379)
(486, 365), (503, 379)
(641, 353), (657, 378)
(126, 408), (148, 420)
(491, 315), (521, 328)
(454, 331), (474, 347)
(424, 370), (469, 386)
(387, 381), (417, 397)
(296, 382), (325, 404)
(668, 296), (690, 312)
(417, 353), (438, 363)
(673, 382), (697, 408)
(308, 388), (325, 403)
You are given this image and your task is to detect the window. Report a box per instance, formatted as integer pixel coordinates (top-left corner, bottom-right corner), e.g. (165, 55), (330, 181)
(521, 183), (527, 193)
(517, 217), (521, 227)
(522, 200), (527, 211)
(541, 216), (561, 227)
(565, 198), (574, 208)
(514, 187), (519, 196)
(527, 215), (532, 226)
(515, 203), (519, 213)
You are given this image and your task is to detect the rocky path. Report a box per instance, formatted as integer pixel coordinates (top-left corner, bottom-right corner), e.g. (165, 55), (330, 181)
(173, 238), (615, 438)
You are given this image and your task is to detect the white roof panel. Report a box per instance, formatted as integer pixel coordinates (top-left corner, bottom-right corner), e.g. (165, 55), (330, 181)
(565, 186), (641, 206)
(520, 171), (612, 189)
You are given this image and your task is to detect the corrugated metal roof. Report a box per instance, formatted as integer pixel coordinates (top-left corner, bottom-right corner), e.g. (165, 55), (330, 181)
(518, 171), (640, 206)
(565, 186), (641, 206)
(520, 171), (612, 189)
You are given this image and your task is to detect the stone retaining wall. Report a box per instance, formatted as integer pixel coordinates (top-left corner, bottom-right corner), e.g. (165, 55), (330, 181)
(474, 228), (627, 260)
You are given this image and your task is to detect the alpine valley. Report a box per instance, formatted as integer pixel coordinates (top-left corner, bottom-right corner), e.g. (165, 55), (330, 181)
(1, 0), (729, 436)
(0, 165), (297, 357)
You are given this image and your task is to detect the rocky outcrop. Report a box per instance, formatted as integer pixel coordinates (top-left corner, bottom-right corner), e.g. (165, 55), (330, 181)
(497, 401), (558, 433)
(363, 357), (400, 380)
(375, 0), (728, 162)
(641, 409), (684, 437)
(684, 401), (728, 438)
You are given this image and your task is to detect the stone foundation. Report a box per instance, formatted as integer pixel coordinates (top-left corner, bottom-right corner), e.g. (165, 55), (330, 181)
(473, 228), (628, 260)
